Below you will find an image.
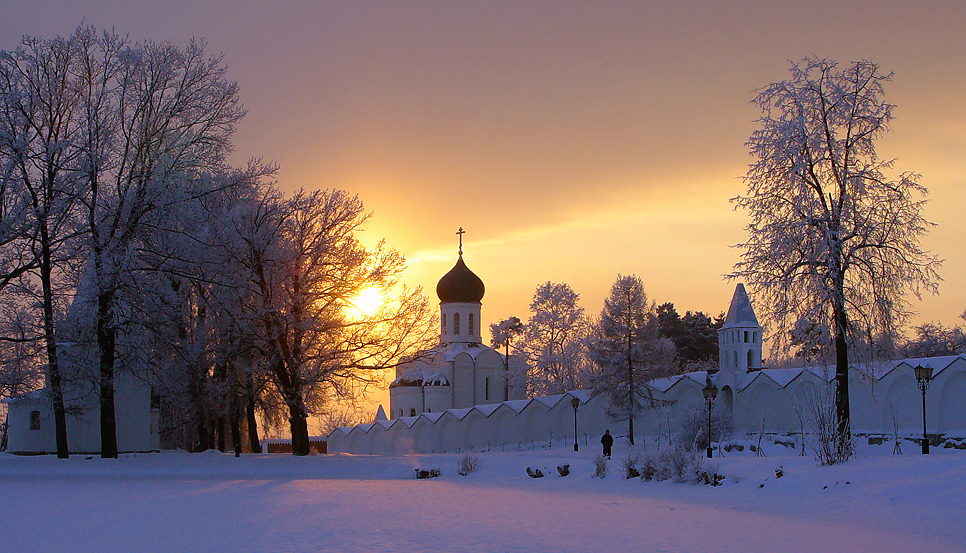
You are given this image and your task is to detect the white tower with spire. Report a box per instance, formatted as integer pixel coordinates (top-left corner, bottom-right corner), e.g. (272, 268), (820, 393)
(718, 284), (763, 373)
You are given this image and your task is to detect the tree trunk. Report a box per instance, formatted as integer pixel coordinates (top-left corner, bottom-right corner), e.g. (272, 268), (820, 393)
(833, 298), (851, 455)
(195, 408), (212, 452)
(229, 392), (242, 457)
(216, 415), (226, 453)
(1, 412), (8, 452)
(97, 290), (119, 458)
(626, 324), (635, 446)
(40, 239), (69, 459)
(245, 377), (261, 453)
(627, 414), (635, 446)
(287, 394), (310, 456)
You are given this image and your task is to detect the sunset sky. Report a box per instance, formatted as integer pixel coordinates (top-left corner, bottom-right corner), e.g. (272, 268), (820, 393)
(4, 1), (965, 352)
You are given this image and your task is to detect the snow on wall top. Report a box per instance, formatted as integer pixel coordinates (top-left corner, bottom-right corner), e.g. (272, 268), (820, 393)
(721, 283), (760, 329)
(473, 403), (503, 417)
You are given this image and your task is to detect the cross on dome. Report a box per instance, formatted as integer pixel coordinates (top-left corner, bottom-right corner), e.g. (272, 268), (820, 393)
(437, 227), (484, 304)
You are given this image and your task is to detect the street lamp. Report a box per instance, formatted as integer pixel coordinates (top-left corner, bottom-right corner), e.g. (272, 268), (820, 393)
(702, 378), (718, 459)
(914, 364), (934, 455)
(571, 396), (580, 452)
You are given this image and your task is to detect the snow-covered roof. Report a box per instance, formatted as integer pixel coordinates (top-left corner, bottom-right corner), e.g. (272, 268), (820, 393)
(764, 367), (805, 388)
(565, 389), (593, 403)
(444, 407), (474, 421)
(1, 389), (45, 404)
(650, 371), (708, 393)
(374, 418), (395, 430)
(502, 399), (532, 413)
(418, 412), (445, 423)
(391, 367), (450, 388)
(440, 341), (492, 361)
(893, 355), (963, 377)
(532, 393), (566, 409)
(472, 403), (503, 417)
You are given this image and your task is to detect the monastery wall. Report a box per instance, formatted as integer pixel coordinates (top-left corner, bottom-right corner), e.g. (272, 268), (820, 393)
(327, 355), (966, 454)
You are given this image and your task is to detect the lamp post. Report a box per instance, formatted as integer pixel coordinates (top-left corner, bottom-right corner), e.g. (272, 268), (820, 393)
(702, 378), (718, 459)
(914, 364), (934, 455)
(571, 396), (580, 452)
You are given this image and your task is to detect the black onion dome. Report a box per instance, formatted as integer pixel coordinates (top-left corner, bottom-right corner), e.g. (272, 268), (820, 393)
(436, 255), (485, 303)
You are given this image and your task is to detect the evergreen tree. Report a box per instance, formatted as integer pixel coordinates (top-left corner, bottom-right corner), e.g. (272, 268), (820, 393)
(587, 275), (675, 445)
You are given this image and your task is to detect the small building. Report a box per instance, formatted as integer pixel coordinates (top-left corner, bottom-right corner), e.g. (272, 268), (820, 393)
(3, 365), (159, 454)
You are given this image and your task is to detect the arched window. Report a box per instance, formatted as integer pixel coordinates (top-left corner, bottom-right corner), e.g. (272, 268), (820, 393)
(410, 408), (416, 417)
(468, 313), (475, 336)
(29, 411), (41, 430)
(747, 350), (754, 369)
(441, 313), (447, 334)
(744, 331), (749, 343)
(454, 313), (461, 335)
(733, 351), (738, 368)
(484, 377), (489, 401)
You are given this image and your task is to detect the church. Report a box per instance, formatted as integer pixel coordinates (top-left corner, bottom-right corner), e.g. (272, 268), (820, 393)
(388, 233), (528, 418)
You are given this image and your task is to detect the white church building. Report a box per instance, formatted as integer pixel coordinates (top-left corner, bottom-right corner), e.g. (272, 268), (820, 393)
(327, 282), (966, 454)
(389, 247), (528, 418)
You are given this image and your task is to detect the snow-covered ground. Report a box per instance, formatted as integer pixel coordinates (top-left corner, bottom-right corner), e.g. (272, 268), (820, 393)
(1, 440), (963, 553)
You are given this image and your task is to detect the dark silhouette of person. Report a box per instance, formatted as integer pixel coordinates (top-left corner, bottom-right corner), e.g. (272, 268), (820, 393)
(601, 429), (613, 459)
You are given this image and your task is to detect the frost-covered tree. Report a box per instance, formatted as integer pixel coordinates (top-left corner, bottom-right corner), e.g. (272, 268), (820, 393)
(789, 315), (831, 364)
(0, 29), (96, 458)
(76, 33), (246, 458)
(133, 169), (273, 453)
(489, 316), (524, 401)
(588, 275), (675, 445)
(235, 188), (436, 455)
(732, 57), (942, 459)
(519, 282), (591, 395)
(898, 320), (966, 359)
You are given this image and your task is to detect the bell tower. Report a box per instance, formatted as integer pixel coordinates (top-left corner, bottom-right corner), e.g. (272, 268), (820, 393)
(718, 284), (763, 372)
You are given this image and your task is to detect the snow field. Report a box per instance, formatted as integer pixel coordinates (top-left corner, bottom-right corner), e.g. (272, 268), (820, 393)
(1, 442), (963, 553)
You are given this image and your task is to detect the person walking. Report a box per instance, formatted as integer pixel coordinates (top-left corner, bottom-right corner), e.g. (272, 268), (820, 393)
(601, 429), (613, 459)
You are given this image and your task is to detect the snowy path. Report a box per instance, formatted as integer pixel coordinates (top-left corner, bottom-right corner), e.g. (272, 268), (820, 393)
(1, 448), (962, 553)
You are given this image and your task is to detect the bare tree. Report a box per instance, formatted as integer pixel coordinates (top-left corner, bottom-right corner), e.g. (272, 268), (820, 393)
(0, 31), (94, 458)
(588, 275), (675, 445)
(731, 57), (942, 460)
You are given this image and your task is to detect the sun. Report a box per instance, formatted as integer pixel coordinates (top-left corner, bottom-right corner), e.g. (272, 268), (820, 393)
(347, 287), (384, 319)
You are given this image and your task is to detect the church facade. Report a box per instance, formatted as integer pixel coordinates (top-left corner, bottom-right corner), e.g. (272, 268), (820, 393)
(389, 250), (527, 419)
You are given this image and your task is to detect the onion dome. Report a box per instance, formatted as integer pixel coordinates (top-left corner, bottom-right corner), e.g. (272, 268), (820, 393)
(436, 255), (485, 304)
